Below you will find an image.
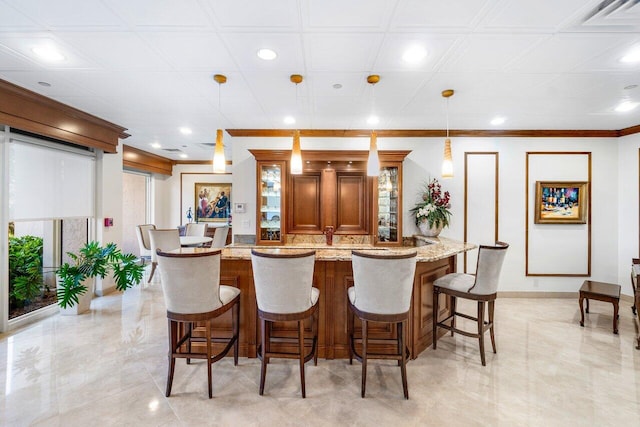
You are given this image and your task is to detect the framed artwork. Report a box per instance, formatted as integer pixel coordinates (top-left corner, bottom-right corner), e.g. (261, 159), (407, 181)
(195, 183), (231, 223)
(534, 181), (588, 224)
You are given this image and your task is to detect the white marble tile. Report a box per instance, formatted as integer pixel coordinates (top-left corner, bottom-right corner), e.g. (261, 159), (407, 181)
(2, 285), (640, 426)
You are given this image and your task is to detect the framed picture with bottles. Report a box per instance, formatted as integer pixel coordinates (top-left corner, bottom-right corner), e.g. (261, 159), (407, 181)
(534, 181), (588, 224)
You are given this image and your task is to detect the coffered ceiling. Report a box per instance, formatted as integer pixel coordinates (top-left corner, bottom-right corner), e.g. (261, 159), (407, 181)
(0, 0), (639, 161)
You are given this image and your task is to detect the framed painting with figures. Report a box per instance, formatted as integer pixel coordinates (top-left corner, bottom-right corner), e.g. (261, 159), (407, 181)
(534, 181), (588, 224)
(194, 183), (231, 223)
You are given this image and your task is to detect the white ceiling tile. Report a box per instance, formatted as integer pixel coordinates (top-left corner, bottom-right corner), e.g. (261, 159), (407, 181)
(303, 0), (395, 30)
(140, 32), (237, 71)
(0, 2), (40, 30)
(0, 46), (39, 70)
(0, 33), (95, 69)
(56, 32), (170, 70)
(374, 34), (460, 72)
(205, 0), (299, 29)
(4, 0), (125, 29)
(103, 0), (212, 28)
(391, 0), (494, 30)
(220, 33), (304, 72)
(480, 0), (596, 31)
(304, 33), (384, 72)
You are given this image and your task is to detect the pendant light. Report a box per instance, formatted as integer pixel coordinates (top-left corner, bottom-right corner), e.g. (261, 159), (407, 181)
(366, 74), (380, 177)
(441, 89), (454, 178)
(213, 74), (227, 174)
(290, 74), (303, 175)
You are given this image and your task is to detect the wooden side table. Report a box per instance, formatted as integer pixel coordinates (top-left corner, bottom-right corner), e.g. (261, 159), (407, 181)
(579, 280), (620, 334)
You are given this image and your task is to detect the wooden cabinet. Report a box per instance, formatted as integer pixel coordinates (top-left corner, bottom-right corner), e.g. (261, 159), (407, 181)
(250, 150), (410, 245)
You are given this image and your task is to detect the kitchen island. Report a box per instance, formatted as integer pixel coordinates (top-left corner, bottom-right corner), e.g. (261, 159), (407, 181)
(204, 236), (475, 359)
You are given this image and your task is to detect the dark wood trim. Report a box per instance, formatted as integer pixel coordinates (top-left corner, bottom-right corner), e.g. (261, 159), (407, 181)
(174, 159), (233, 166)
(525, 152), (592, 277)
(463, 152), (499, 274)
(230, 128), (623, 138)
(249, 149), (411, 162)
(0, 78), (127, 153)
(620, 124), (640, 137)
(123, 145), (175, 175)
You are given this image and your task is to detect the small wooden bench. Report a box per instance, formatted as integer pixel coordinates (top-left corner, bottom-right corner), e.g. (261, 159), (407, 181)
(579, 280), (620, 334)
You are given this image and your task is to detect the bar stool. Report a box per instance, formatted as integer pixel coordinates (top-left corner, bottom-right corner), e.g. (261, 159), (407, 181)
(348, 250), (417, 399)
(148, 229), (181, 282)
(156, 248), (240, 398)
(250, 249), (318, 398)
(433, 241), (509, 366)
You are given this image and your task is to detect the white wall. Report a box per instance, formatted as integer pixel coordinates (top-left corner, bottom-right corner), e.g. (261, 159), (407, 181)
(229, 134), (625, 295)
(618, 133), (640, 295)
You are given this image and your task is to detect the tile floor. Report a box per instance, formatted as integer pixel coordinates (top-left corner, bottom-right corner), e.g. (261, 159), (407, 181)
(1, 275), (640, 426)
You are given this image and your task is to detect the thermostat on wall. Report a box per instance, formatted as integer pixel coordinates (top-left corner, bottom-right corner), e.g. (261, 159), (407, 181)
(234, 203), (246, 213)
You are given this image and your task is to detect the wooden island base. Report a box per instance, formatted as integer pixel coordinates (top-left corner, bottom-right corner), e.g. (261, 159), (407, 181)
(209, 255), (455, 359)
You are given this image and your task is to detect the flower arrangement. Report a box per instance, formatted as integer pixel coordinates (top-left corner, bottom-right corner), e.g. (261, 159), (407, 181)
(410, 178), (452, 229)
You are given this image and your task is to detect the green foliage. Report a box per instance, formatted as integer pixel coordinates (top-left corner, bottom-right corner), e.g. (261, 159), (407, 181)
(56, 241), (145, 309)
(8, 235), (44, 307)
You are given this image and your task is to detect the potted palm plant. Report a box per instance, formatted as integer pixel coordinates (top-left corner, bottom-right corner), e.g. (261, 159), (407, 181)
(56, 241), (144, 315)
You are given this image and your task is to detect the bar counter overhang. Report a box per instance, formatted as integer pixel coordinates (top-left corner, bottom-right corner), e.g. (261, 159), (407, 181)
(202, 237), (475, 359)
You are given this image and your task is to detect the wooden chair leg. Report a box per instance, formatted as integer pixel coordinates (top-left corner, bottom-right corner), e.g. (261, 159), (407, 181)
(312, 310), (319, 366)
(433, 287), (440, 350)
(450, 296), (457, 336)
(488, 300), (497, 354)
(396, 321), (402, 366)
(361, 319), (368, 398)
(206, 321), (213, 399)
(348, 305), (355, 365)
(166, 319), (176, 397)
(233, 300), (240, 366)
(298, 319), (306, 398)
(147, 262), (157, 283)
(259, 318), (267, 396)
(478, 301), (486, 366)
(399, 320), (408, 399)
(186, 323), (192, 364)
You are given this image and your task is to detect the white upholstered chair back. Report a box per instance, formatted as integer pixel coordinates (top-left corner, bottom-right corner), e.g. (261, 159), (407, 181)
(469, 242), (509, 295)
(251, 250), (316, 314)
(136, 224), (155, 257)
(351, 251), (417, 315)
(211, 226), (229, 248)
(156, 250), (223, 314)
(149, 229), (181, 264)
(185, 223), (207, 237)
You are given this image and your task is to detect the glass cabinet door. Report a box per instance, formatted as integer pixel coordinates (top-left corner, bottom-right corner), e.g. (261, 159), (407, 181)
(258, 162), (283, 244)
(376, 166), (399, 243)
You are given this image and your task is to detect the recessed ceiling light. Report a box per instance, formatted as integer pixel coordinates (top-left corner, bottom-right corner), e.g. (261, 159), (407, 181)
(367, 115), (379, 126)
(37, 81), (51, 87)
(150, 142), (161, 149)
(257, 48), (277, 60)
(32, 46), (65, 61)
(624, 84), (638, 90)
(620, 50), (640, 63)
(179, 127), (192, 135)
(402, 45), (428, 64)
(284, 116), (295, 125)
(179, 154), (188, 159)
(615, 100), (639, 112)
(490, 117), (506, 126)
(333, 83), (342, 89)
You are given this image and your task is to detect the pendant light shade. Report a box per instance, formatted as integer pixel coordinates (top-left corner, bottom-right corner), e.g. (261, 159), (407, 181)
(366, 74), (380, 177)
(291, 129), (303, 175)
(441, 89), (454, 179)
(213, 129), (226, 173)
(290, 74), (304, 175)
(367, 130), (380, 176)
(213, 74), (227, 174)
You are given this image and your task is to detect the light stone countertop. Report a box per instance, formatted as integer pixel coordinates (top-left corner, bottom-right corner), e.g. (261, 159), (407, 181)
(221, 236), (476, 262)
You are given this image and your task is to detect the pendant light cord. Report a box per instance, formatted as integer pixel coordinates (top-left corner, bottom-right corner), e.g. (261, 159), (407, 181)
(446, 97), (450, 139)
